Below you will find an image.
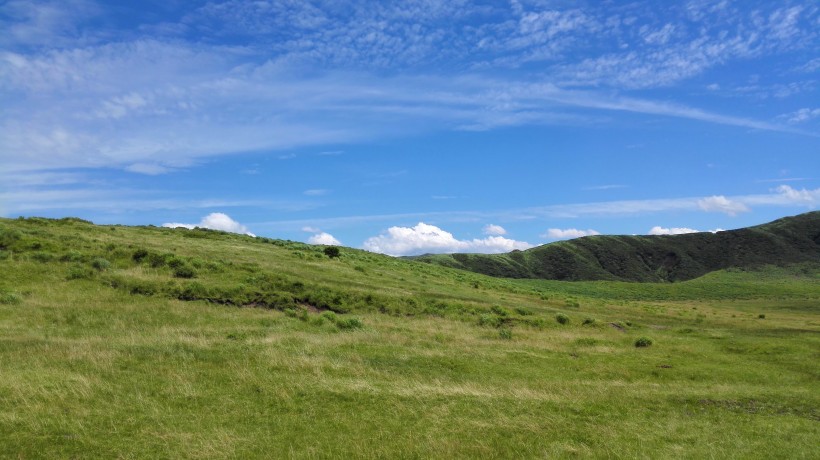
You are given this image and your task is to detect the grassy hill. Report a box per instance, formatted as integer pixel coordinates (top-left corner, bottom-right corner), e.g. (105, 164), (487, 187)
(414, 211), (820, 282)
(1, 216), (818, 458)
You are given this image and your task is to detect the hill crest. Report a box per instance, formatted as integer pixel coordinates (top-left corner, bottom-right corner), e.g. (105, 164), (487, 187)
(414, 212), (820, 282)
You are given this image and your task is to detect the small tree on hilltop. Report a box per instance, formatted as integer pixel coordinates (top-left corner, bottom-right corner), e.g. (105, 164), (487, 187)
(324, 246), (341, 259)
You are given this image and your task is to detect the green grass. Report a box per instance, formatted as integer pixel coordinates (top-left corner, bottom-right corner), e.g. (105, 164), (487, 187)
(415, 211), (820, 282)
(1, 217), (818, 458)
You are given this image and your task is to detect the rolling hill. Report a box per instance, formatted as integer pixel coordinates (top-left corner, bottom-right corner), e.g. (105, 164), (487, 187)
(414, 211), (820, 282)
(0, 215), (818, 457)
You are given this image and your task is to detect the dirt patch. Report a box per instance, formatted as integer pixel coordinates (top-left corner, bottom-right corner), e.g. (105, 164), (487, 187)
(299, 302), (325, 313)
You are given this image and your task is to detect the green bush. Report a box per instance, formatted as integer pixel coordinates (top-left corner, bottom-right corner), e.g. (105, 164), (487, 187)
(91, 257), (111, 271)
(173, 264), (195, 278)
(556, 313), (570, 325)
(335, 317), (363, 330)
(60, 250), (85, 262)
(498, 328), (513, 340)
(758, 314), (766, 319)
(132, 248), (149, 262)
(478, 314), (502, 328)
(31, 251), (55, 263)
(320, 311), (338, 323)
(67, 265), (95, 280)
(491, 305), (510, 317)
(635, 337), (653, 348)
(323, 246), (341, 258)
(582, 317), (596, 326)
(0, 290), (21, 305)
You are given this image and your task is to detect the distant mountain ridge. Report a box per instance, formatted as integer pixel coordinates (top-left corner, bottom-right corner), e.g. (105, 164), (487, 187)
(413, 212), (820, 282)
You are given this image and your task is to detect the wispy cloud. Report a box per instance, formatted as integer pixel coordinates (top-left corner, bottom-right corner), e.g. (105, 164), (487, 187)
(3, 2), (816, 179)
(250, 186), (820, 232)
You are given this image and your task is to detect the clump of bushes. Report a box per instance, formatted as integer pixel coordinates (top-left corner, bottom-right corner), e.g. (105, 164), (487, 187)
(60, 250), (84, 262)
(67, 265), (95, 280)
(635, 337), (653, 348)
(323, 246), (341, 258)
(556, 313), (570, 325)
(478, 314), (502, 328)
(319, 311), (362, 330)
(758, 314), (766, 319)
(498, 328), (513, 340)
(491, 305), (511, 317)
(582, 317), (596, 326)
(0, 290), (21, 305)
(30, 251), (55, 263)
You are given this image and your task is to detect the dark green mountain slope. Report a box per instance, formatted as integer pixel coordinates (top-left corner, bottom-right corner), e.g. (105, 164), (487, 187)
(415, 211), (820, 282)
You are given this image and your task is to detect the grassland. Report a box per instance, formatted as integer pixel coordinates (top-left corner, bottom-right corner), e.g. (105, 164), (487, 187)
(1, 217), (818, 458)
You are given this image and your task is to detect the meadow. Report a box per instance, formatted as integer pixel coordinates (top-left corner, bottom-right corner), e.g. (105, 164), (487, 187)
(1, 217), (818, 458)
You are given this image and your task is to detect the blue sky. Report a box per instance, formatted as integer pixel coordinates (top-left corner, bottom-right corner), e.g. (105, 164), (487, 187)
(1, 0), (819, 255)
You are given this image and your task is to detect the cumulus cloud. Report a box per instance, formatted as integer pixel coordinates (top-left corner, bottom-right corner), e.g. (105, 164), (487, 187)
(163, 212), (255, 236)
(363, 222), (533, 256)
(308, 232), (341, 245)
(648, 226), (699, 235)
(649, 226), (726, 235)
(542, 228), (601, 240)
(483, 224), (507, 235)
(697, 195), (750, 216)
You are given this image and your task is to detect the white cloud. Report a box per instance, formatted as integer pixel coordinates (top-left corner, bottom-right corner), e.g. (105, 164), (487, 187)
(771, 185), (820, 205)
(697, 195), (750, 216)
(482, 224), (507, 235)
(303, 189), (329, 196)
(648, 226), (699, 235)
(542, 228), (601, 240)
(780, 108), (820, 124)
(362, 222), (532, 256)
(163, 212), (255, 237)
(649, 226), (728, 235)
(125, 163), (173, 175)
(308, 232), (341, 245)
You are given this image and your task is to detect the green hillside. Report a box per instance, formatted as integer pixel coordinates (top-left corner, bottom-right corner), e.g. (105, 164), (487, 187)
(415, 211), (820, 282)
(1, 217), (818, 458)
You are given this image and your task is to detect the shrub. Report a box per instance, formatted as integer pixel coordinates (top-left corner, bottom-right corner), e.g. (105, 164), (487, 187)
(582, 317), (597, 326)
(0, 290), (21, 305)
(67, 265), (95, 280)
(514, 307), (533, 316)
(478, 314), (502, 328)
(173, 265), (196, 278)
(60, 251), (84, 262)
(635, 337), (653, 348)
(498, 328), (513, 340)
(758, 314), (766, 319)
(335, 317), (363, 330)
(91, 257), (111, 271)
(320, 311), (338, 323)
(323, 246), (341, 258)
(132, 248), (149, 262)
(31, 251), (55, 263)
(491, 305), (510, 317)
(556, 313), (570, 325)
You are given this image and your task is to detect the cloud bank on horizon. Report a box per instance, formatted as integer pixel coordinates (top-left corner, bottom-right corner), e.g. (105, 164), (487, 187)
(1, 0), (818, 253)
